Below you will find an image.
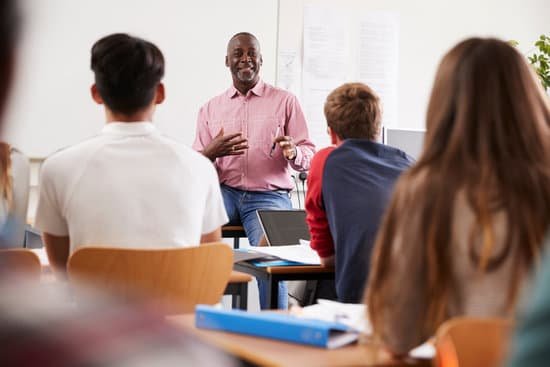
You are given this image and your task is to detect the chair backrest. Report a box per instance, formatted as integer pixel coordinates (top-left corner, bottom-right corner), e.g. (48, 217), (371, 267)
(0, 249), (41, 279)
(67, 243), (233, 314)
(434, 317), (513, 367)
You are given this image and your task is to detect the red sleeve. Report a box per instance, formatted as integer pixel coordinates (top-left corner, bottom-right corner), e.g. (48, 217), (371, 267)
(305, 146), (336, 258)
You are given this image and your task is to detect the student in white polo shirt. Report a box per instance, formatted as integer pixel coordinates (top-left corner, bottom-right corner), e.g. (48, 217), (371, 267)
(35, 33), (228, 272)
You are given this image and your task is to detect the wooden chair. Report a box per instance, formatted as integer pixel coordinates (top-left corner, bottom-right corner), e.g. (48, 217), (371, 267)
(225, 270), (253, 310)
(434, 317), (513, 367)
(67, 243), (233, 314)
(0, 249), (41, 279)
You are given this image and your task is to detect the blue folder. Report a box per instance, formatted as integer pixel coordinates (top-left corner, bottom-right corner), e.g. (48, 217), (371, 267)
(195, 305), (359, 349)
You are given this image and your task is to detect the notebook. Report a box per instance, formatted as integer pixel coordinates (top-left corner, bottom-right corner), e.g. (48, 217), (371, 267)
(256, 209), (310, 246)
(195, 305), (359, 349)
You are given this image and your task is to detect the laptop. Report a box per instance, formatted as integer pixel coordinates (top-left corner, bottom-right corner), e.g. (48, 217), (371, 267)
(383, 127), (425, 159)
(256, 209), (310, 246)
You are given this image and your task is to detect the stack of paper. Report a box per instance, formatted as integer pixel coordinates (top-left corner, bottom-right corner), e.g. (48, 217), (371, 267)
(253, 242), (321, 265)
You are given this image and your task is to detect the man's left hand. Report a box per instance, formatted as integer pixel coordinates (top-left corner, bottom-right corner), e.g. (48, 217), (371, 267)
(273, 136), (297, 160)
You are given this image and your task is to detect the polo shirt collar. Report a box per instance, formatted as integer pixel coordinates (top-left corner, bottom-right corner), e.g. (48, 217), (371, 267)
(227, 79), (265, 99)
(102, 122), (158, 136)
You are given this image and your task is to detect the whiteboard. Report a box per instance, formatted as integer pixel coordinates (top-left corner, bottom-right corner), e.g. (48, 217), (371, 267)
(3, 0), (278, 158)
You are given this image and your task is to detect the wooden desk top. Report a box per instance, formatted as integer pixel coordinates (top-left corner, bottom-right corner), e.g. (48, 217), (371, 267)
(235, 260), (334, 275)
(168, 313), (430, 367)
(266, 264), (334, 274)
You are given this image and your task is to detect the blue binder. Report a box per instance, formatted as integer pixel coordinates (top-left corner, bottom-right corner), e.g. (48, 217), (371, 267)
(195, 305), (359, 349)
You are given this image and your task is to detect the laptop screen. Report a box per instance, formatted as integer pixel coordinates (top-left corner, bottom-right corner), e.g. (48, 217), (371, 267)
(256, 210), (310, 246)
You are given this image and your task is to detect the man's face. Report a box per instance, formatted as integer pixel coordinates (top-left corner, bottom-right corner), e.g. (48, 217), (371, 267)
(226, 35), (262, 87)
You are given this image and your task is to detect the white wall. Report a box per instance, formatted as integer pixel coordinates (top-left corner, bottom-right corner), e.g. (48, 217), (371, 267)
(279, 0), (549, 137)
(7, 0), (548, 157)
(3, 0), (279, 158)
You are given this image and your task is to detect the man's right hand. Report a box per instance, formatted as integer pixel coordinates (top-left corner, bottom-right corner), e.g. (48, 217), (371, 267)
(202, 128), (248, 161)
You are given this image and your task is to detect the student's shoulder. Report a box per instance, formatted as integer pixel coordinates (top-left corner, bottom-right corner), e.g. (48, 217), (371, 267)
(158, 135), (215, 168)
(312, 146), (336, 165)
(42, 135), (104, 170)
(377, 142), (415, 167)
(8, 147), (29, 166)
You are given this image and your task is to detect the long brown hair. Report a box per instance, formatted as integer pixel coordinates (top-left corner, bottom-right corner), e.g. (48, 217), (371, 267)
(367, 38), (550, 336)
(0, 142), (12, 210)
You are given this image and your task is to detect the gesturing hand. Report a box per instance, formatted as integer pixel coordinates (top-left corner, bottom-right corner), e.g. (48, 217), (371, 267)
(273, 135), (297, 160)
(202, 128), (248, 161)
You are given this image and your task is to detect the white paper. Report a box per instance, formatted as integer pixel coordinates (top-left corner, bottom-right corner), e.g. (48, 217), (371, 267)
(301, 5), (399, 148)
(277, 50), (300, 95)
(302, 4), (350, 149)
(255, 244), (321, 265)
(409, 342), (436, 359)
(293, 299), (371, 334)
(358, 12), (399, 128)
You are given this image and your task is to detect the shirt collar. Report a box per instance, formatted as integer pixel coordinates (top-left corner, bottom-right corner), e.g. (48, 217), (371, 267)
(101, 122), (158, 136)
(227, 79), (265, 99)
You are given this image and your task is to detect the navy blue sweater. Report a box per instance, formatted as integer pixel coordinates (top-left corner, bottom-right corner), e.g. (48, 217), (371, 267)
(322, 139), (413, 302)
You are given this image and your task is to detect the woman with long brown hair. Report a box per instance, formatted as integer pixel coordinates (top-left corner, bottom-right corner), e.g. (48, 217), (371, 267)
(366, 37), (550, 355)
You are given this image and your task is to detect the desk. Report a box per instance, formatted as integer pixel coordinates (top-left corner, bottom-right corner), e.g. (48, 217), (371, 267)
(234, 260), (334, 309)
(169, 313), (430, 367)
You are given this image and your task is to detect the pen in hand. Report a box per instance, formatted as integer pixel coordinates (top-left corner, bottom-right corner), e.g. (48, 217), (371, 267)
(269, 126), (281, 157)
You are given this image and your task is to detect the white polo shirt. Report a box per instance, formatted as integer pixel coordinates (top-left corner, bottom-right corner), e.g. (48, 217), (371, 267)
(35, 122), (228, 253)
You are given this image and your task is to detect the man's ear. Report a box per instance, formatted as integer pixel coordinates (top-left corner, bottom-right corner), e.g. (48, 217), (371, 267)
(155, 83), (165, 104)
(225, 55), (229, 68)
(259, 55), (263, 66)
(91, 84), (103, 104)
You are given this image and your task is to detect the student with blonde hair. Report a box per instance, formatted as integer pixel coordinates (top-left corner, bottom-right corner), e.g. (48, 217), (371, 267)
(366, 37), (550, 355)
(0, 142), (30, 248)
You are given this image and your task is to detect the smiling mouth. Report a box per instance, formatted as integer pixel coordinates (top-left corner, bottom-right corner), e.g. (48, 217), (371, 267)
(238, 65), (255, 72)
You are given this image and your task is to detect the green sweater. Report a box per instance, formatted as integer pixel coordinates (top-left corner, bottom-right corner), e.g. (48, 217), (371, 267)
(507, 235), (550, 367)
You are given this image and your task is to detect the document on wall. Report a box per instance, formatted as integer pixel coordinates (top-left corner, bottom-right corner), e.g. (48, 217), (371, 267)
(358, 12), (399, 128)
(277, 49), (300, 95)
(300, 5), (399, 148)
(302, 4), (350, 149)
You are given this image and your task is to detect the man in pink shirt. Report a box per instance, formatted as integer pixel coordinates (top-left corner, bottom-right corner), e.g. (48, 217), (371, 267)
(193, 32), (315, 309)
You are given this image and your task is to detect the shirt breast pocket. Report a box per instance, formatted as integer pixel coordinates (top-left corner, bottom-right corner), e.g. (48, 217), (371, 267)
(248, 116), (284, 150)
(207, 119), (241, 138)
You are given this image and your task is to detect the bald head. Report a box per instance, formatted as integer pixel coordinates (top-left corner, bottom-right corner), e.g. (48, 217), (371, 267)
(227, 32), (260, 53)
(226, 32), (262, 94)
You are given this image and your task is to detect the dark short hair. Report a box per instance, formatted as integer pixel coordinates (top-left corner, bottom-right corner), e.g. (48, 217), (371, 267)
(91, 33), (164, 115)
(324, 83), (381, 140)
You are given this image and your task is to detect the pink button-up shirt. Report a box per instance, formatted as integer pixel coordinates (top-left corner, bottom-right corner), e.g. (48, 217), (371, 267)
(193, 80), (315, 191)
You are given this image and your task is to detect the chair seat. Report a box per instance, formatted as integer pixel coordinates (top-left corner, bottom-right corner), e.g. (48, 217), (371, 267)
(0, 249), (41, 279)
(222, 225), (246, 237)
(228, 270), (252, 284)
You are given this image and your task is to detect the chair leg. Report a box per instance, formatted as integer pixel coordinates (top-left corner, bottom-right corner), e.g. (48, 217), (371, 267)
(231, 293), (239, 309)
(238, 282), (247, 310)
(234, 237), (240, 249)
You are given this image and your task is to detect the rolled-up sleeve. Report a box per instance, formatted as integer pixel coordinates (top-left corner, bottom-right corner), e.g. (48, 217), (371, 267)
(285, 95), (315, 171)
(192, 106), (212, 152)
